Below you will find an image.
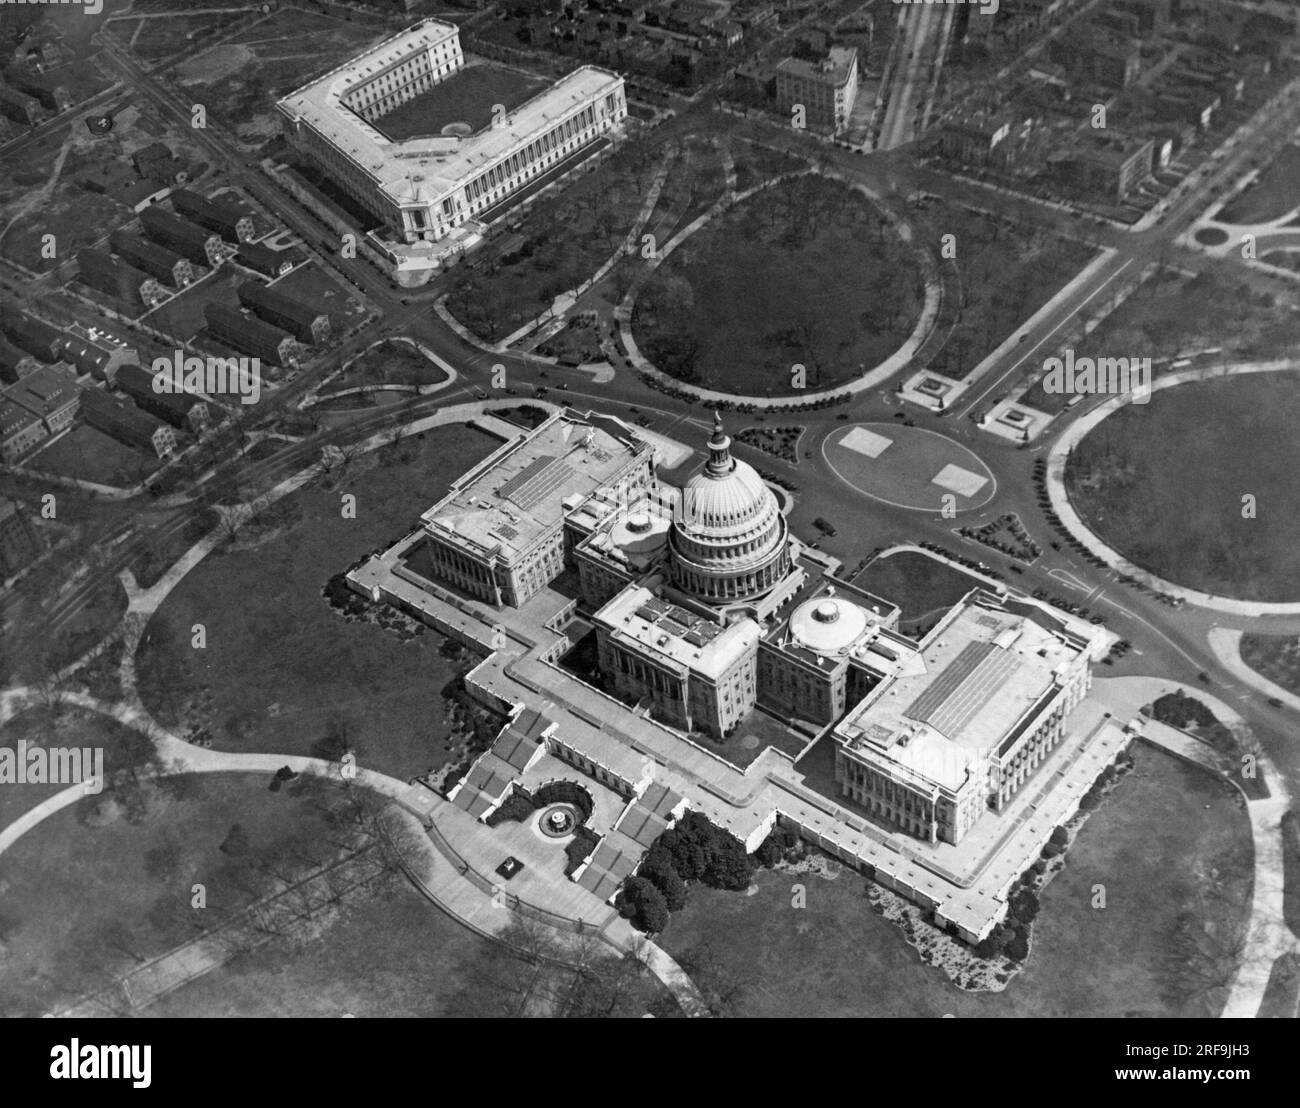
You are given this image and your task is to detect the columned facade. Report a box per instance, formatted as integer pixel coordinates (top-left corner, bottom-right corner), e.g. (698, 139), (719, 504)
(668, 414), (792, 605)
(989, 662), (1091, 810)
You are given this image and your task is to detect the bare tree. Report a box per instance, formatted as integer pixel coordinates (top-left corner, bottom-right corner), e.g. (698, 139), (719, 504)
(677, 939), (753, 1016)
(213, 506), (247, 545)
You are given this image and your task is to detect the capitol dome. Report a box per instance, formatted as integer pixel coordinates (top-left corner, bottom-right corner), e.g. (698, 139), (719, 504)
(669, 413), (791, 604)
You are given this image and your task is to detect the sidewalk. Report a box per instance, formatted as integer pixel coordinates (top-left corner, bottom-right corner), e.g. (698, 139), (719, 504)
(1093, 675), (1295, 1020)
(4, 403), (712, 1015)
(614, 168), (943, 409)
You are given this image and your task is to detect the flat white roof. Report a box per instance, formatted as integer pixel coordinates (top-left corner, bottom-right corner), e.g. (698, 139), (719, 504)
(777, 46), (858, 88)
(597, 585), (760, 681)
(276, 19), (623, 208)
(836, 599), (1084, 792)
(421, 410), (646, 564)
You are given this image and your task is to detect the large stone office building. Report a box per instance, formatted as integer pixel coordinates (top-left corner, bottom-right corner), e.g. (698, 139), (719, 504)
(276, 19), (627, 246)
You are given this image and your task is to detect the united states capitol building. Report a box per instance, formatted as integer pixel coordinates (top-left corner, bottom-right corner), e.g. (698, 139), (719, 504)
(404, 408), (1106, 848)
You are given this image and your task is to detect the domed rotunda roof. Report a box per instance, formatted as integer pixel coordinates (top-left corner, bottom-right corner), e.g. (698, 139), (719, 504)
(675, 414), (782, 546)
(668, 414), (792, 604)
(788, 596), (870, 655)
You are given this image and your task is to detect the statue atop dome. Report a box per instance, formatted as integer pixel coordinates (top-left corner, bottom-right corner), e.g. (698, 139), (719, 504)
(705, 411), (733, 477)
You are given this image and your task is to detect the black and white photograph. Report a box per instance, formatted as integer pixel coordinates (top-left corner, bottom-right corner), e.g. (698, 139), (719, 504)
(0, 0), (1295, 1069)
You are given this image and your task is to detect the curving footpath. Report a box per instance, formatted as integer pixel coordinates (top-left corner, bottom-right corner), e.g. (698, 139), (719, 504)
(615, 167), (943, 409)
(1094, 676), (1296, 1019)
(1, 409), (709, 1016)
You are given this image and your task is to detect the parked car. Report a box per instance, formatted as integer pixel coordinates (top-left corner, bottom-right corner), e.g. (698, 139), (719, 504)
(813, 517), (837, 537)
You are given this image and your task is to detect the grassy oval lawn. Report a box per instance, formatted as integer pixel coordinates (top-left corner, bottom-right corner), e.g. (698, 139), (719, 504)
(1065, 372), (1300, 601)
(633, 175), (924, 395)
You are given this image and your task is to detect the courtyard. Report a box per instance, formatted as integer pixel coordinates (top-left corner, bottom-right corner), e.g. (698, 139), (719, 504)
(370, 62), (548, 140)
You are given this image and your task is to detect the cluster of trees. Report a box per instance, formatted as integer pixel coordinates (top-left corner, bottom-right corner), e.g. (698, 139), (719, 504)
(974, 881), (1040, 962)
(1041, 825), (1070, 860)
(615, 811), (756, 934)
(1078, 752), (1133, 812)
(1147, 690), (1219, 733)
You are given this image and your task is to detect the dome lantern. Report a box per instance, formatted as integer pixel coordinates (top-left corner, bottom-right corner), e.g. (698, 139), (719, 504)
(705, 411), (733, 477)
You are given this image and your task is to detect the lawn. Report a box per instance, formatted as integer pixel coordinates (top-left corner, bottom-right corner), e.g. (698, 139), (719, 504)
(149, 874), (675, 1017)
(1066, 372), (1300, 601)
(537, 313), (604, 365)
(641, 132), (730, 246)
(28, 423), (162, 487)
(1258, 951), (1299, 1019)
(1243, 635), (1300, 699)
(444, 136), (662, 342)
(0, 137), (130, 274)
(3, 538), (129, 684)
(135, 423), (501, 778)
(309, 391), (377, 412)
(1283, 809), (1300, 935)
(659, 743), (1253, 1017)
(441, 120), (809, 346)
(373, 62), (548, 140)
(123, 12), (253, 65)
(0, 771), (369, 1016)
(1215, 144), (1300, 225)
(173, 10), (385, 147)
(0, 705), (150, 827)
(324, 339), (450, 393)
(632, 175), (924, 395)
(142, 267), (241, 344)
(851, 549), (986, 629)
(1020, 269), (1299, 414)
(730, 140), (804, 196)
(912, 202), (1097, 382)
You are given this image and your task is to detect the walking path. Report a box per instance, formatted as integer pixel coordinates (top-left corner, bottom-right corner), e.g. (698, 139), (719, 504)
(1044, 359), (1300, 616)
(1, 406), (709, 1014)
(302, 334), (461, 409)
(1093, 675), (1296, 1019)
(614, 168), (943, 409)
(496, 154), (674, 350)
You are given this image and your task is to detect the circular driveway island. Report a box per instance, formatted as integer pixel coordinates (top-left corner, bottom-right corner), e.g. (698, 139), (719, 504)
(821, 423), (996, 513)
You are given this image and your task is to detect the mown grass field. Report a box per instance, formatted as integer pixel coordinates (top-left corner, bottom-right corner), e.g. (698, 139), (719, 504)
(660, 744), (1252, 1017)
(1066, 372), (1300, 601)
(136, 423), (499, 778)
